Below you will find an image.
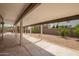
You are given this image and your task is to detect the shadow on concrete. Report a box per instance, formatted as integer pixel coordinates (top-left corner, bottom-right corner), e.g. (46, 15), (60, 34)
(0, 33), (54, 56)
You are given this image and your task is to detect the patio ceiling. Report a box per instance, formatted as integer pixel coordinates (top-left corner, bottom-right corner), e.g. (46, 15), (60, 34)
(16, 3), (79, 26)
(0, 3), (79, 26)
(0, 3), (30, 25)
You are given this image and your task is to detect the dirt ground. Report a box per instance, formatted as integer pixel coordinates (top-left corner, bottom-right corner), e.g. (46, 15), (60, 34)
(28, 33), (79, 51)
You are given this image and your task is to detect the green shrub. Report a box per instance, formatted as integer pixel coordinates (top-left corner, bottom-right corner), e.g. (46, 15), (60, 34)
(52, 26), (55, 28)
(74, 24), (79, 37)
(58, 26), (69, 37)
(32, 26), (40, 33)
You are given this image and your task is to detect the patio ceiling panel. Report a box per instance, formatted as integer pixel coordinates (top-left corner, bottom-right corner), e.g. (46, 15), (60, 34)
(0, 3), (29, 25)
(17, 3), (79, 26)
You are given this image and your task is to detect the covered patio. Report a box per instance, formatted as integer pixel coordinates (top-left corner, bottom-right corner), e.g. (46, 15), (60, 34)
(0, 3), (79, 56)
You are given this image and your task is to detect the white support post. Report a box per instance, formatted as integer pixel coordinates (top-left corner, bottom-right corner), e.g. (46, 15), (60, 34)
(30, 27), (32, 34)
(25, 27), (26, 33)
(40, 24), (43, 40)
(24, 27), (26, 33)
(13, 26), (14, 33)
(2, 23), (4, 40)
(20, 19), (23, 46)
(41, 24), (43, 35)
(25, 27), (27, 34)
(35, 24), (43, 43)
(15, 26), (17, 38)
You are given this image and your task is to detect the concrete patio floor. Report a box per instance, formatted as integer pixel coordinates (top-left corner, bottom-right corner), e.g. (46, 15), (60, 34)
(0, 32), (79, 56)
(0, 32), (53, 56)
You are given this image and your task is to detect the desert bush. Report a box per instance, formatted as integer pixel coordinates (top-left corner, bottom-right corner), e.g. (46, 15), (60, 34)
(32, 26), (40, 33)
(74, 24), (79, 37)
(58, 26), (69, 37)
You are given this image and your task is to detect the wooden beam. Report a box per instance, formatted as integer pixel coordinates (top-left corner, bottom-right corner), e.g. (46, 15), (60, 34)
(14, 3), (40, 25)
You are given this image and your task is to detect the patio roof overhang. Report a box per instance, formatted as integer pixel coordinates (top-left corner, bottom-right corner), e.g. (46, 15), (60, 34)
(24, 14), (79, 27)
(0, 3), (79, 26)
(0, 3), (30, 25)
(16, 3), (79, 26)
(14, 3), (40, 25)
